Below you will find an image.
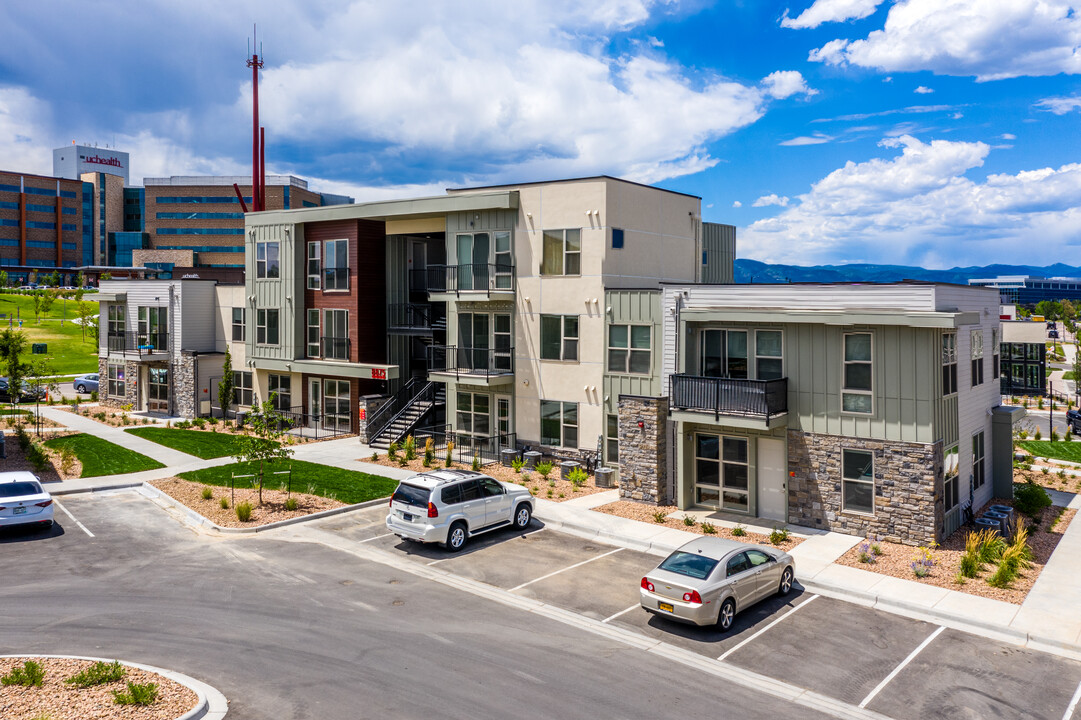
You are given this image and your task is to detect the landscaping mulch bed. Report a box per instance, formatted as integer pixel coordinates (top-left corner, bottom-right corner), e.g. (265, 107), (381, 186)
(151, 477), (347, 528)
(0, 414), (62, 430)
(836, 499), (1076, 605)
(1014, 465), (1081, 493)
(0, 656), (197, 720)
(363, 454), (608, 502)
(0, 431), (80, 481)
(592, 500), (804, 550)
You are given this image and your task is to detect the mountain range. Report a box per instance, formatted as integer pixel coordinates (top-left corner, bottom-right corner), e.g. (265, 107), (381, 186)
(733, 261), (1081, 286)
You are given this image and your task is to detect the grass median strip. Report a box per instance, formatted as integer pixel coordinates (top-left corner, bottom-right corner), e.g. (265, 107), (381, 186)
(1019, 441), (1081, 464)
(43, 433), (166, 477)
(178, 459), (399, 505)
(124, 427), (276, 459)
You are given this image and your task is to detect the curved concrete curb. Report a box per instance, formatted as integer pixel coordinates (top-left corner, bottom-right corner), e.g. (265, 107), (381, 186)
(140, 482), (389, 534)
(0, 654), (228, 719)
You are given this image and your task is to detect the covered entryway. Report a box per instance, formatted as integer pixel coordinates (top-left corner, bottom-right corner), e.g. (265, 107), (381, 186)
(147, 366), (170, 414)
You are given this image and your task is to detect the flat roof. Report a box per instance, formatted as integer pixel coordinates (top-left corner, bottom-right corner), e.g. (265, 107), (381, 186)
(145, 175), (309, 189)
(661, 279), (986, 290)
(0, 169), (85, 185)
(447, 174), (701, 200)
(246, 189), (519, 226)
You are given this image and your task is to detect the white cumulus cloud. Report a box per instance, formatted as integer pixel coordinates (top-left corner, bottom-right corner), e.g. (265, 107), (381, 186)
(761, 70), (818, 99)
(753, 194), (790, 207)
(732, 200), (742, 207)
(1035, 95), (1081, 114)
(781, 0), (884, 29)
(914, 85), (934, 94)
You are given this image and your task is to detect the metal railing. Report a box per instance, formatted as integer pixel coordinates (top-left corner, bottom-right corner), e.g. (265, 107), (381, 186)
(428, 345), (514, 378)
(408, 425), (517, 467)
(408, 268), (429, 293)
(107, 331), (169, 354)
(319, 336), (350, 361)
(237, 404), (354, 440)
(387, 303), (436, 332)
(366, 377), (440, 444)
(424, 263), (515, 295)
(670, 374), (787, 421)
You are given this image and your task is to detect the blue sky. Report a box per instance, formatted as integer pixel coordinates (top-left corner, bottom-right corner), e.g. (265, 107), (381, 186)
(1, 0), (1080, 268)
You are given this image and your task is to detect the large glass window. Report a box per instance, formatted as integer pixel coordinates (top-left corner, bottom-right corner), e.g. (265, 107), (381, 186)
(973, 432), (985, 490)
(323, 309), (349, 360)
(971, 329), (984, 387)
(541, 229), (581, 276)
(256, 241), (279, 279)
(842, 449), (874, 514)
(307, 241), (321, 289)
(256, 309), (279, 346)
(609, 325), (651, 374)
(233, 371), (253, 407)
(107, 304), (125, 335)
(268, 374), (291, 411)
(755, 330), (783, 380)
(231, 307), (245, 342)
(541, 315), (579, 361)
(944, 444), (959, 511)
(942, 332), (958, 395)
(540, 400), (577, 448)
(107, 362), (124, 397)
(842, 332), (873, 414)
(323, 379), (351, 431)
(699, 329), (747, 379)
(457, 392), (490, 437)
(324, 239), (348, 290)
(694, 434), (748, 511)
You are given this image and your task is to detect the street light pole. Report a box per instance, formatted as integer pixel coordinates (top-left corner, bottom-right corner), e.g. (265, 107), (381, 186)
(1049, 379), (1054, 442)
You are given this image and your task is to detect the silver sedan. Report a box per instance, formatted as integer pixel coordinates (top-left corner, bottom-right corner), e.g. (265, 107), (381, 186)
(640, 536), (795, 630)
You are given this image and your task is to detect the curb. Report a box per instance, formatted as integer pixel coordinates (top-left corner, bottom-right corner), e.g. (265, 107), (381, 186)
(0, 654), (228, 719)
(50, 481), (145, 496)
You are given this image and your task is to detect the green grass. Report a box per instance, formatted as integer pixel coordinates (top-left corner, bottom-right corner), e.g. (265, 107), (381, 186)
(179, 460), (399, 504)
(1019, 441), (1081, 463)
(124, 427), (276, 459)
(43, 433), (165, 477)
(0, 292), (99, 374)
(1065, 371), (1076, 381)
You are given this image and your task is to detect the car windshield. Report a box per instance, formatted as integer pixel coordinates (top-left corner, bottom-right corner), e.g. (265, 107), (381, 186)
(0, 482), (42, 498)
(658, 551), (720, 580)
(392, 483), (430, 509)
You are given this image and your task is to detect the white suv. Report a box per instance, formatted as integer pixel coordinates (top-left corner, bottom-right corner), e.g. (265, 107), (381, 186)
(386, 469), (534, 551)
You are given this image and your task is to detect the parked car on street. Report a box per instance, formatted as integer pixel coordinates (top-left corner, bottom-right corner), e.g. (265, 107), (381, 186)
(1068, 408), (1081, 435)
(386, 469), (534, 551)
(1048, 328), (1059, 339)
(640, 537), (795, 631)
(0, 472), (54, 530)
(73, 373), (99, 394)
(0, 377), (45, 403)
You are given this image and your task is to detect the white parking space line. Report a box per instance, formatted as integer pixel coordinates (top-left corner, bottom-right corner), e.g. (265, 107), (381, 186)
(53, 500), (94, 538)
(1063, 677), (1081, 720)
(717, 594), (818, 662)
(858, 625), (945, 709)
(603, 604), (641, 624)
(360, 532), (393, 543)
(509, 548), (624, 592)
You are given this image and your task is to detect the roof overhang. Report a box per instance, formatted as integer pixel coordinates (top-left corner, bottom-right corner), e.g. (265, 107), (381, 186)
(679, 308), (981, 329)
(93, 292), (126, 303)
(245, 191), (519, 227)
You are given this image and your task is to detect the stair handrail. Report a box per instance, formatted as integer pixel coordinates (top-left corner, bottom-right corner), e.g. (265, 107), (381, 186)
(366, 377), (422, 441)
(387, 381), (440, 445)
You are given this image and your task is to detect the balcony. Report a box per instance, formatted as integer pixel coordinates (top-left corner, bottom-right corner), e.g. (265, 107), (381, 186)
(387, 303), (442, 334)
(424, 263), (514, 297)
(670, 374), (787, 426)
(428, 345), (514, 385)
(316, 336), (351, 362)
(107, 331), (169, 356)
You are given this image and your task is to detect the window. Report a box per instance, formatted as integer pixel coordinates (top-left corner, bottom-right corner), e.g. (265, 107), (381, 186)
(612, 228), (624, 249)
(726, 553), (751, 578)
(457, 392), (490, 437)
(479, 477), (504, 497)
(944, 445), (959, 511)
(973, 432), (985, 490)
(606, 414), (619, 465)
(609, 324), (651, 374)
(971, 329), (984, 387)
(441, 484), (462, 505)
(493, 314), (512, 372)
(323, 309), (349, 360)
(107, 363), (124, 397)
(842, 449), (875, 515)
(268, 374), (291, 411)
(942, 332), (958, 395)
(755, 330), (783, 380)
(256, 308), (279, 345)
(233, 371), (253, 406)
(842, 332), (873, 414)
(307, 242), (321, 289)
(323, 379), (351, 432)
(497, 397), (510, 436)
(694, 434), (749, 511)
(541, 315), (579, 361)
(256, 241), (280, 279)
(494, 231), (513, 290)
(540, 400), (578, 448)
(307, 309), (320, 357)
(231, 307), (245, 342)
(107, 304), (125, 336)
(992, 328), (1000, 379)
(541, 228), (581, 276)
(324, 239), (348, 290)
(700, 329), (747, 379)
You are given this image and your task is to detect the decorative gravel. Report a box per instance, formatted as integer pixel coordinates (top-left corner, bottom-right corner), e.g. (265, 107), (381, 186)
(0, 657), (197, 720)
(364, 455), (609, 502)
(836, 499), (1076, 605)
(150, 477), (347, 528)
(1015, 466), (1081, 493)
(592, 500), (804, 550)
(0, 432), (81, 482)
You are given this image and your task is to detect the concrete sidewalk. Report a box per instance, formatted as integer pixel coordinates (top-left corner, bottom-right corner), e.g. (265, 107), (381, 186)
(37, 406), (201, 466)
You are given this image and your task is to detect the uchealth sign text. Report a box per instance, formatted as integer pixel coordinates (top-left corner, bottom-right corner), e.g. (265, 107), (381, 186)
(81, 154), (124, 168)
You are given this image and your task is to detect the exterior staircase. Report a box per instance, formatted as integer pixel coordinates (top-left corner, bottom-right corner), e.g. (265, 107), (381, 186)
(368, 380), (445, 449)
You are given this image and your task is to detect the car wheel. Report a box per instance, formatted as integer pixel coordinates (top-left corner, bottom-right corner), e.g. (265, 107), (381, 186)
(778, 567), (794, 596)
(513, 503), (532, 530)
(445, 522), (467, 552)
(717, 598), (736, 631)
(75, 384), (85, 393)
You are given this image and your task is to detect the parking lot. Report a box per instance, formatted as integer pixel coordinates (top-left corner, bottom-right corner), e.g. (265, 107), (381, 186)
(315, 505), (1081, 720)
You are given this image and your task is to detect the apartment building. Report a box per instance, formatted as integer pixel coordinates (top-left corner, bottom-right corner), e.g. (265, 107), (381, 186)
(1000, 321), (1046, 396)
(0, 170), (93, 282)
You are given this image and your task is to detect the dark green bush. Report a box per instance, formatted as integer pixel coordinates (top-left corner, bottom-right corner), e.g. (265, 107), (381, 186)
(1014, 481), (1052, 518)
(113, 680), (158, 706)
(2, 660), (44, 687)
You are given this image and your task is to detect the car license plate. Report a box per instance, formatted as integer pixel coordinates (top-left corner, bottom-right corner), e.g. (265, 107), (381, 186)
(658, 602), (674, 613)
(403, 513), (415, 522)
(13, 507), (26, 515)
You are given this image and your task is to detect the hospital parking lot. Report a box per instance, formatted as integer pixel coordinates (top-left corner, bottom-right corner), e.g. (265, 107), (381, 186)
(3, 492), (1081, 720)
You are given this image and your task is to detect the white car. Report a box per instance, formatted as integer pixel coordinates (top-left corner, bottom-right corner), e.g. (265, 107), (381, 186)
(0, 472), (54, 530)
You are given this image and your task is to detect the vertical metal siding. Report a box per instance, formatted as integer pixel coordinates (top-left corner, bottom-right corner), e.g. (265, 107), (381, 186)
(701, 223), (735, 284)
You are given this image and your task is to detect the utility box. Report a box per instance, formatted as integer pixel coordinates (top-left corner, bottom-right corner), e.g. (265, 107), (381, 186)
(31, 343), (46, 354)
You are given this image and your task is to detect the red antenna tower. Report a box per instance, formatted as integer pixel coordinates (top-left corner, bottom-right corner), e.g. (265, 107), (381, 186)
(235, 25), (265, 213)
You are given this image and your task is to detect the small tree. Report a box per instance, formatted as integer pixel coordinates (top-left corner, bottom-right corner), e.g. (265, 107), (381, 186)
(24, 357), (58, 436)
(217, 347), (235, 420)
(231, 392), (294, 504)
(75, 271), (85, 290)
(40, 290), (58, 318)
(31, 292), (43, 323)
(0, 270), (8, 289)
(0, 328), (27, 412)
(100, 272), (112, 281)
(76, 301), (97, 343)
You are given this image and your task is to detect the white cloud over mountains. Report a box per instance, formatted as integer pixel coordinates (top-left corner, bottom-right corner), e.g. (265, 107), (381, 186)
(741, 135), (1081, 267)
(807, 0), (1081, 81)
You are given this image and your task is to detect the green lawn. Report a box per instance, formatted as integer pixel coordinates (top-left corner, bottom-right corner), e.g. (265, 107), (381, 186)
(1019, 440), (1081, 463)
(124, 427), (277, 459)
(1065, 371), (1076, 381)
(43, 433), (165, 478)
(0, 293), (99, 375)
(179, 460), (399, 504)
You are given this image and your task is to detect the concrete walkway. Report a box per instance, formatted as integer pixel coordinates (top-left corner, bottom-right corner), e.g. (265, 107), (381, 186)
(37, 406), (200, 467)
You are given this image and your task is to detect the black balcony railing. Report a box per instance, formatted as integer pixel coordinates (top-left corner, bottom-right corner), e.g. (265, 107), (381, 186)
(387, 303), (434, 332)
(236, 404), (353, 439)
(410, 424), (516, 467)
(670, 374), (788, 422)
(319, 336), (350, 361)
(107, 331), (169, 354)
(424, 263), (514, 295)
(408, 268), (429, 293)
(428, 345), (514, 379)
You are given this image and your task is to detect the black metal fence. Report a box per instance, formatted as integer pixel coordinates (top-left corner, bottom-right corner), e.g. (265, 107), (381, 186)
(237, 405), (354, 440)
(427, 345), (514, 378)
(107, 331), (169, 353)
(387, 303), (434, 331)
(670, 374), (788, 420)
(407, 425), (516, 467)
(422, 263), (515, 294)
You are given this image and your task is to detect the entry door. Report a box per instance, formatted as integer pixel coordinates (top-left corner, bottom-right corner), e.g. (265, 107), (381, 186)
(148, 366), (169, 414)
(458, 313), (489, 371)
(457, 232), (489, 290)
(758, 437), (787, 523)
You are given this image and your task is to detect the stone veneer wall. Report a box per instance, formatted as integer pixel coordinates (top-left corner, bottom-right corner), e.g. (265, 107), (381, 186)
(357, 394), (391, 445)
(98, 357), (139, 409)
(787, 430), (943, 546)
(175, 353), (197, 418)
(617, 395), (668, 504)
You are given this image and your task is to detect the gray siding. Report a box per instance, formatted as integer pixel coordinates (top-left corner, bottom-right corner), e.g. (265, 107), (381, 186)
(701, 222), (735, 284)
(246, 222), (302, 362)
(603, 289), (662, 415)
